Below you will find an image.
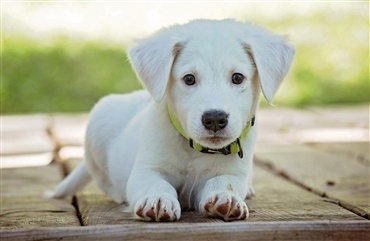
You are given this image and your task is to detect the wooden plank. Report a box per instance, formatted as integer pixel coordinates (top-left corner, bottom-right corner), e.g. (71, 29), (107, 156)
(51, 114), (88, 146)
(1, 221), (369, 241)
(2, 115), (51, 133)
(1, 114), (54, 156)
(59, 146), (84, 161)
(307, 142), (369, 167)
(255, 144), (370, 217)
(256, 105), (368, 144)
(1, 130), (54, 155)
(1, 153), (54, 169)
(307, 105), (369, 129)
(0, 164), (81, 230)
(65, 158), (364, 226)
(248, 165), (365, 221)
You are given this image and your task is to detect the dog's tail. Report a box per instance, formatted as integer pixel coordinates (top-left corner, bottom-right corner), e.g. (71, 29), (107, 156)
(47, 161), (91, 199)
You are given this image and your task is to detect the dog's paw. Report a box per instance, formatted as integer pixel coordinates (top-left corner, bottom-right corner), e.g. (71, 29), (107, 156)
(199, 192), (248, 221)
(134, 194), (181, 222)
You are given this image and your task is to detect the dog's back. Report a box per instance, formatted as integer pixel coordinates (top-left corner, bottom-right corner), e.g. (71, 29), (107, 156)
(86, 90), (151, 158)
(50, 90), (151, 202)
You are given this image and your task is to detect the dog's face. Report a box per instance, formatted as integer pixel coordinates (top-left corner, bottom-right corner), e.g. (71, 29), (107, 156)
(168, 31), (259, 149)
(129, 20), (294, 149)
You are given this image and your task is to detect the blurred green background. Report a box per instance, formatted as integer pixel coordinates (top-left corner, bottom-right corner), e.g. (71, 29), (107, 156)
(2, 2), (368, 114)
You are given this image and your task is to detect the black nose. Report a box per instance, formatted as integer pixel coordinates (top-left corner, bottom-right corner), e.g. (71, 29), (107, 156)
(202, 110), (229, 132)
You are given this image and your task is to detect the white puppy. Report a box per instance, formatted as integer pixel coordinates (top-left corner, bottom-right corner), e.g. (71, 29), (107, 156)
(51, 19), (294, 222)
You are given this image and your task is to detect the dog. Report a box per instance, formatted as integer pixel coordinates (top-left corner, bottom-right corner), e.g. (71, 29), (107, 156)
(51, 19), (294, 222)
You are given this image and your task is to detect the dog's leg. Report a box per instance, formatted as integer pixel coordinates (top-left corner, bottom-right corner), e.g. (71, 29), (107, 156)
(198, 175), (249, 221)
(127, 171), (181, 222)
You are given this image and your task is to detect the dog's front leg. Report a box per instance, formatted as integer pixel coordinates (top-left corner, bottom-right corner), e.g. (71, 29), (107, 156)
(127, 171), (181, 222)
(198, 175), (249, 221)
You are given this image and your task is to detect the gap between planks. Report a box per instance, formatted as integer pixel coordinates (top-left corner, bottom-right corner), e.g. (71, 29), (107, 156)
(254, 156), (370, 220)
(47, 120), (85, 227)
(57, 158), (84, 227)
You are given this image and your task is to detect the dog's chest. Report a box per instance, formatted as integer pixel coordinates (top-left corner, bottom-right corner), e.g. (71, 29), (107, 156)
(176, 154), (225, 210)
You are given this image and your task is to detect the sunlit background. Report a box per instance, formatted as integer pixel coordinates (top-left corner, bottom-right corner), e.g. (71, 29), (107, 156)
(2, 1), (369, 113)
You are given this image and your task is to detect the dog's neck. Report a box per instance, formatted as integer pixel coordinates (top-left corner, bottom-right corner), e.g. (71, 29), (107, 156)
(167, 104), (255, 159)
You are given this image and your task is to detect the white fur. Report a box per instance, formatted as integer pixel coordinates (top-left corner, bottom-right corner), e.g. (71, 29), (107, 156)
(51, 19), (294, 222)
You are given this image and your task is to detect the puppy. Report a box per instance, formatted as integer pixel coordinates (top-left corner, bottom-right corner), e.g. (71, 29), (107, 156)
(51, 19), (294, 222)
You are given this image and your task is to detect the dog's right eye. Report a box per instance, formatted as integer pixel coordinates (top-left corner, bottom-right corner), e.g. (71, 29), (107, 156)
(183, 74), (196, 86)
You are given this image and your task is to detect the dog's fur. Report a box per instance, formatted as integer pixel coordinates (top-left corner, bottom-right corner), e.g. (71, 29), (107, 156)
(51, 19), (294, 221)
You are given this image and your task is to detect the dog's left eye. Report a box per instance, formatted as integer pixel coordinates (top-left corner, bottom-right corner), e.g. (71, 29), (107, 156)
(183, 74), (196, 86)
(231, 73), (245, 85)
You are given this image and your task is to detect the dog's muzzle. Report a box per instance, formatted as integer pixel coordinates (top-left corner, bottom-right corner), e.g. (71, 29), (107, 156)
(167, 104), (255, 159)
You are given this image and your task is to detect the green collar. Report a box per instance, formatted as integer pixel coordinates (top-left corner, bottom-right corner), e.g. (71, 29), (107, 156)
(167, 105), (255, 158)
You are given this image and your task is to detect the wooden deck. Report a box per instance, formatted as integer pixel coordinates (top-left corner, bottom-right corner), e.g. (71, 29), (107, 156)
(1, 105), (369, 240)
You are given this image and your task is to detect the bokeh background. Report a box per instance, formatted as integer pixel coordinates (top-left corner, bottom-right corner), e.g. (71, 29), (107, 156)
(2, 1), (369, 113)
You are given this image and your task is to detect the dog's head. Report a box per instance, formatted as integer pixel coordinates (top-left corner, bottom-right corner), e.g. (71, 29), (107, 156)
(129, 19), (294, 149)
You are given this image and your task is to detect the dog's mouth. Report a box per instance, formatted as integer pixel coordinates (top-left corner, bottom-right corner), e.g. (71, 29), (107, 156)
(198, 135), (234, 149)
(208, 136), (228, 143)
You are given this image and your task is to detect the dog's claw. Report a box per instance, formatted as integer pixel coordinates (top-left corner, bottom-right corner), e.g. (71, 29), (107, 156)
(134, 194), (181, 222)
(199, 192), (249, 221)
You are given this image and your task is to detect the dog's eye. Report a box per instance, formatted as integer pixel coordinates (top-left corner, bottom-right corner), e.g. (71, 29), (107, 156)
(183, 74), (196, 86)
(231, 73), (245, 85)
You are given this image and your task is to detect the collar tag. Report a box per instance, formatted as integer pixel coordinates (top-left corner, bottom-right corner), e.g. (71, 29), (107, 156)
(236, 138), (243, 158)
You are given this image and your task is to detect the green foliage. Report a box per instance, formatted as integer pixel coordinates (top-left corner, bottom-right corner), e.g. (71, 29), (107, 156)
(257, 10), (369, 107)
(2, 38), (141, 113)
(2, 8), (369, 113)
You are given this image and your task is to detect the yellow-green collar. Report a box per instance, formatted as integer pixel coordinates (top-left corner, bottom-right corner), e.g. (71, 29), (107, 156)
(167, 105), (255, 158)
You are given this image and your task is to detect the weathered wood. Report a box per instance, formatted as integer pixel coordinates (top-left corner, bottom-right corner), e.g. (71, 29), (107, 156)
(1, 153), (54, 169)
(307, 142), (369, 167)
(1, 115), (55, 168)
(51, 114), (88, 146)
(248, 166), (366, 221)
(307, 105), (369, 129)
(1, 115), (54, 167)
(256, 105), (369, 144)
(1, 221), (369, 241)
(2, 115), (51, 133)
(1, 130), (54, 156)
(59, 146), (84, 160)
(2, 106), (368, 240)
(64, 158), (364, 226)
(0, 164), (81, 230)
(255, 144), (370, 218)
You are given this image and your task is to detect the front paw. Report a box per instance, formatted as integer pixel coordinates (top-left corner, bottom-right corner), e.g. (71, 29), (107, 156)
(134, 194), (181, 222)
(199, 192), (248, 221)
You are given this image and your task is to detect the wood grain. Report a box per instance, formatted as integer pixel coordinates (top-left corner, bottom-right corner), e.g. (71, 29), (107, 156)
(255, 144), (370, 218)
(2, 106), (368, 240)
(1, 130), (54, 155)
(307, 142), (369, 167)
(256, 105), (368, 144)
(51, 114), (88, 146)
(0, 164), (81, 230)
(248, 166), (366, 221)
(65, 158), (364, 226)
(2, 221), (369, 241)
(1, 115), (54, 158)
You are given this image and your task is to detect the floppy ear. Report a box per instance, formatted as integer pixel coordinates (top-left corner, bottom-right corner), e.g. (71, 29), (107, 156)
(128, 30), (182, 102)
(244, 31), (295, 103)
